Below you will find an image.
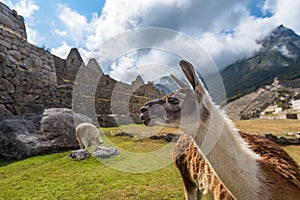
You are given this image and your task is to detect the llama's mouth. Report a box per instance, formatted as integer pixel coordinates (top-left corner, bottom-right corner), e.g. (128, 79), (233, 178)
(140, 113), (160, 127)
(140, 113), (150, 126)
(143, 118), (152, 126)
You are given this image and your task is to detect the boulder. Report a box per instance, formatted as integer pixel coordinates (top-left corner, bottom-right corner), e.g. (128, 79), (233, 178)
(41, 108), (92, 148)
(69, 149), (91, 160)
(0, 108), (92, 160)
(93, 146), (119, 159)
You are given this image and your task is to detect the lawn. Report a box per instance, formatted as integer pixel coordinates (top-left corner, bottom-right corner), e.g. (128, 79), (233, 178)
(0, 135), (184, 200)
(0, 119), (299, 199)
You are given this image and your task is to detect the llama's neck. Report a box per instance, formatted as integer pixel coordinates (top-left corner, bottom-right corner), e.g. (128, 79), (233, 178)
(191, 104), (262, 199)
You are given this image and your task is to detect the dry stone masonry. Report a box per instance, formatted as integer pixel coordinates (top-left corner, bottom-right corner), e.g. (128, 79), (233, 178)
(0, 1), (163, 121)
(0, 2), (163, 159)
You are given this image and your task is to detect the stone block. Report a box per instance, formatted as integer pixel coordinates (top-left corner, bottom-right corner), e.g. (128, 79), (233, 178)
(8, 50), (22, 60)
(0, 104), (13, 118)
(0, 45), (7, 54)
(12, 44), (18, 50)
(0, 78), (14, 93)
(34, 57), (43, 69)
(19, 47), (28, 55)
(13, 102), (44, 115)
(0, 39), (11, 49)
(0, 63), (15, 78)
(0, 91), (13, 103)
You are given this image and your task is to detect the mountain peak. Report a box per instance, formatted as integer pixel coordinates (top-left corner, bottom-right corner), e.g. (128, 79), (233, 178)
(257, 25), (300, 58)
(271, 24), (297, 37)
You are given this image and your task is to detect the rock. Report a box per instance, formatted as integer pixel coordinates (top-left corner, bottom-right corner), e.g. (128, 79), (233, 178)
(98, 114), (117, 127)
(115, 131), (135, 138)
(264, 133), (278, 142)
(0, 91), (13, 103)
(93, 146), (119, 159)
(0, 108), (93, 160)
(0, 104), (13, 118)
(8, 50), (22, 61)
(0, 114), (41, 159)
(0, 78), (15, 93)
(41, 108), (92, 148)
(265, 133), (300, 145)
(13, 102), (44, 115)
(0, 57), (16, 78)
(149, 133), (180, 142)
(69, 149), (91, 160)
(278, 137), (289, 145)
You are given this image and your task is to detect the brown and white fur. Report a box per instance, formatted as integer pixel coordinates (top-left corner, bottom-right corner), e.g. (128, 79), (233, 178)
(75, 123), (103, 149)
(140, 60), (300, 200)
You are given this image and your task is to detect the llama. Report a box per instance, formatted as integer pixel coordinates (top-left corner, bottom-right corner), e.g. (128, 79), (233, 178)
(140, 60), (300, 200)
(75, 123), (103, 149)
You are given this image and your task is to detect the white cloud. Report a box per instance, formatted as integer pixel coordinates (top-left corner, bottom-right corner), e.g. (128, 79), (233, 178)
(263, 0), (300, 34)
(53, 29), (67, 37)
(13, 0), (39, 18)
(51, 0), (300, 82)
(109, 49), (183, 83)
(56, 4), (97, 46)
(26, 26), (44, 45)
(51, 41), (71, 59)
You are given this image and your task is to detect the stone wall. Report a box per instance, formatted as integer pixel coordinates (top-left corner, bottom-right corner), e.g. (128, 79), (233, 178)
(0, 3), (63, 116)
(0, 2), (163, 125)
(0, 2), (26, 40)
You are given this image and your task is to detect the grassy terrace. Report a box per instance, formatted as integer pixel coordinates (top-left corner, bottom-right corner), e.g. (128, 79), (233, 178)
(0, 119), (299, 199)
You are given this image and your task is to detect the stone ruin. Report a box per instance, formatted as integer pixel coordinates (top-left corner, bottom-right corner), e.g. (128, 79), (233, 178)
(0, 2), (163, 125)
(0, 2), (164, 159)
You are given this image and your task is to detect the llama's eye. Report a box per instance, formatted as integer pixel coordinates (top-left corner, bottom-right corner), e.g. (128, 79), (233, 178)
(168, 97), (179, 105)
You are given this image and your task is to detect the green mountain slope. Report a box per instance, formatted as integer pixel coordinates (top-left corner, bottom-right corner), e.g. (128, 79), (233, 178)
(221, 25), (300, 101)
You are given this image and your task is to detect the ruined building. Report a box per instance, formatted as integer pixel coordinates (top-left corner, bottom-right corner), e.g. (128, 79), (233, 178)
(0, 2), (163, 125)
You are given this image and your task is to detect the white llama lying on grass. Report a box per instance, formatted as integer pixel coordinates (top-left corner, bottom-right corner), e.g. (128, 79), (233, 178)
(140, 60), (300, 200)
(75, 123), (103, 149)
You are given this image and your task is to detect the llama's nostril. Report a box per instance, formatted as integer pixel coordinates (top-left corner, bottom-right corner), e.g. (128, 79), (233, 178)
(140, 106), (148, 113)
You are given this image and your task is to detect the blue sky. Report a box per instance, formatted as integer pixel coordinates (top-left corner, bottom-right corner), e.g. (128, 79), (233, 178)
(3, 0), (300, 83)
(33, 0), (105, 48)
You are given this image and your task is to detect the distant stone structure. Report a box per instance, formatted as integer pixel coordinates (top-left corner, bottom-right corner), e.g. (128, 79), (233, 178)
(225, 77), (300, 120)
(0, 2), (164, 125)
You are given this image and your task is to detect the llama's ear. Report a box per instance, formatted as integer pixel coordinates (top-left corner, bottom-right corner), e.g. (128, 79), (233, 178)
(179, 60), (205, 94)
(170, 74), (188, 89)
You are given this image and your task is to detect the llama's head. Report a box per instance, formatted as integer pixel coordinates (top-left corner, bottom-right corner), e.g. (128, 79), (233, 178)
(140, 60), (210, 129)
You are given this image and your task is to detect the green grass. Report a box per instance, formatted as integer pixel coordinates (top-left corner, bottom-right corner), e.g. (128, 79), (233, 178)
(0, 134), (184, 200)
(1, 121), (299, 199)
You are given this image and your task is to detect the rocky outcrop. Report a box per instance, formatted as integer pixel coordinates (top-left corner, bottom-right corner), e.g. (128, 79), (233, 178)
(265, 133), (300, 145)
(0, 108), (92, 160)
